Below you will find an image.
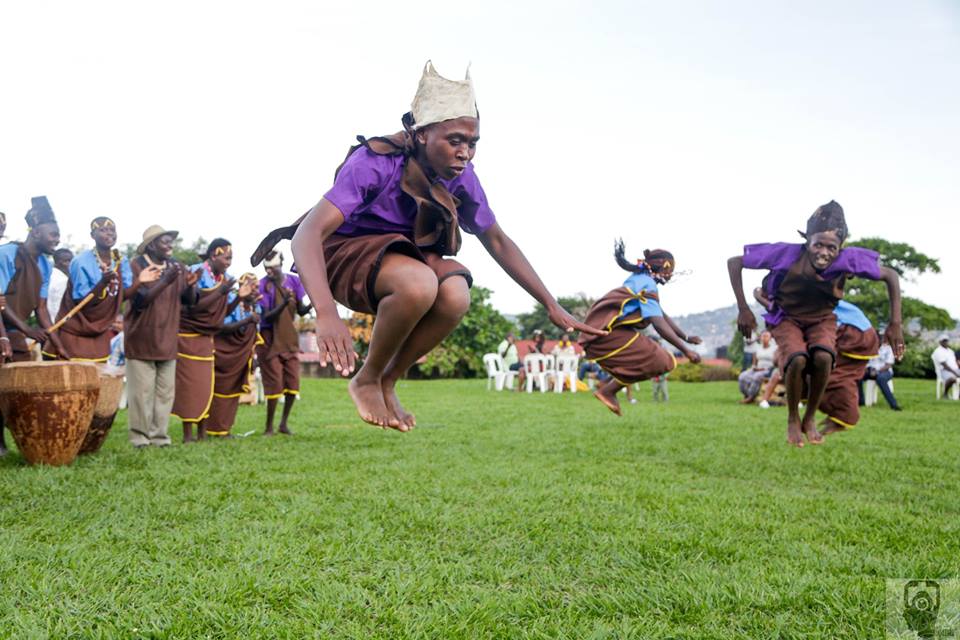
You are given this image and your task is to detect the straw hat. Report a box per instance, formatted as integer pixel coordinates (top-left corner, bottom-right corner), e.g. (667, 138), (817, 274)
(137, 224), (179, 255)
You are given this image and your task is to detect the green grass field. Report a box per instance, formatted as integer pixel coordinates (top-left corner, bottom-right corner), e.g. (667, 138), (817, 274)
(1, 378), (957, 639)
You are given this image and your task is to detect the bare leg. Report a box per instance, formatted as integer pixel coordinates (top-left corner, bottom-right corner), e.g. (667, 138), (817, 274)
(348, 254), (438, 430)
(196, 419), (207, 441)
(0, 419), (7, 456)
(800, 351), (831, 445)
(381, 277), (471, 428)
(784, 356), (806, 447)
(278, 394), (296, 434)
(183, 422), (196, 444)
(761, 369), (782, 404)
(264, 397), (279, 435)
(594, 378), (624, 416)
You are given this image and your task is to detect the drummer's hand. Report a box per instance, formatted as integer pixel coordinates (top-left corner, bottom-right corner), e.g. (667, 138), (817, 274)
(0, 294), (6, 310)
(0, 337), (11, 360)
(25, 327), (48, 343)
(316, 315), (356, 376)
(138, 264), (163, 285)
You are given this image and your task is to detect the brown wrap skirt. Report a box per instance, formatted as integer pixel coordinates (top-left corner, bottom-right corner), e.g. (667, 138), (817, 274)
(818, 326), (880, 429)
(171, 333), (216, 423)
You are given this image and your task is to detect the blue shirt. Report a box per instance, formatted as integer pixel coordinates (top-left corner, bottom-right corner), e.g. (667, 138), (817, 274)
(618, 271), (663, 320)
(0, 243), (52, 299)
(69, 250), (134, 299)
(224, 295), (260, 325)
(834, 300), (872, 332)
(188, 262), (224, 291)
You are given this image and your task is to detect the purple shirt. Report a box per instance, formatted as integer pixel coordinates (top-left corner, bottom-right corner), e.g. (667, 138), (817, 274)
(258, 274), (306, 329)
(323, 147), (496, 237)
(742, 242), (882, 325)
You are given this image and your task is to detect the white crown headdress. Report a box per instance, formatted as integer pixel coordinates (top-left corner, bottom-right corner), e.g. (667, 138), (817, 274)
(410, 60), (478, 130)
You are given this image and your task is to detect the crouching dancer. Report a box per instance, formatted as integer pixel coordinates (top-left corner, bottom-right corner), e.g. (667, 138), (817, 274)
(581, 240), (702, 416)
(728, 201), (903, 447)
(252, 61), (601, 430)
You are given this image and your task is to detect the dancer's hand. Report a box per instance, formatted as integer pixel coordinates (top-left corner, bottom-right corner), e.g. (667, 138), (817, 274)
(684, 348), (702, 364)
(138, 264), (163, 284)
(315, 316), (357, 376)
(885, 321), (905, 361)
(737, 307), (757, 338)
(237, 279), (255, 299)
(184, 268), (200, 287)
(547, 304), (606, 337)
(686, 335), (703, 345)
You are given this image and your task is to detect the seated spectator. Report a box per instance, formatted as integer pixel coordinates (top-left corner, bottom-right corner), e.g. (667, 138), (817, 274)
(932, 334), (960, 397)
(497, 332), (522, 390)
(859, 333), (902, 410)
(738, 330), (776, 403)
(551, 333), (577, 357)
(531, 329), (547, 354)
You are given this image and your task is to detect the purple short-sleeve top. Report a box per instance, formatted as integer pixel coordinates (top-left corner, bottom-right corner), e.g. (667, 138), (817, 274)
(323, 147), (496, 238)
(742, 242), (882, 325)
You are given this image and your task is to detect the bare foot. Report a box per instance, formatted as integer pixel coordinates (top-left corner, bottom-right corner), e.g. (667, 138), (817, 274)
(349, 375), (405, 431)
(786, 417), (804, 447)
(263, 429), (275, 436)
(802, 416), (824, 445)
(278, 425), (293, 436)
(819, 419), (846, 437)
(382, 379), (416, 429)
(593, 390), (622, 416)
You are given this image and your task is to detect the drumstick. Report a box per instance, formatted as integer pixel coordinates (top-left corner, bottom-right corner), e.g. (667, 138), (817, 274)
(47, 292), (96, 334)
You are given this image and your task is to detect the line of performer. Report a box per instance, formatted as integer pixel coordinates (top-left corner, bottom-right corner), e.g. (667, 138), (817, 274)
(1, 60), (907, 457)
(0, 200), (312, 455)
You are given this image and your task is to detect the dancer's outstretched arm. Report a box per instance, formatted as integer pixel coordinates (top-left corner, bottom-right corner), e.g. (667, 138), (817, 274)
(727, 256), (757, 338)
(291, 199), (355, 376)
(478, 222), (604, 336)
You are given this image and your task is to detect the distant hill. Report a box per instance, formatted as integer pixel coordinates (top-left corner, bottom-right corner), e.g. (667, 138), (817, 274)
(672, 303), (765, 357)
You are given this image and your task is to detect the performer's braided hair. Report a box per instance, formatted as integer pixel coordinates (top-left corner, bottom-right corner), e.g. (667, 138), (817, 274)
(614, 239), (675, 283)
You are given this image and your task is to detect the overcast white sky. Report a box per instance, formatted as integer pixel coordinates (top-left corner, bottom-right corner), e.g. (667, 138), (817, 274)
(2, 0), (958, 319)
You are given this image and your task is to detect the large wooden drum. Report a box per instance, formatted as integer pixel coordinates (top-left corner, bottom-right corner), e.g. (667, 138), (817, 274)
(79, 371), (124, 455)
(0, 361), (100, 466)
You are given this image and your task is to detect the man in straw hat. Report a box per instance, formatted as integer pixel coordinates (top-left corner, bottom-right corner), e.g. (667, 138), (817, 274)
(123, 225), (199, 448)
(252, 61), (603, 431)
(0, 197), (68, 456)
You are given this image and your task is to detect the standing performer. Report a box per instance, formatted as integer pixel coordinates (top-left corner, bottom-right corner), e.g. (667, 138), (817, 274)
(580, 240), (702, 416)
(256, 251), (311, 436)
(728, 201), (904, 447)
(252, 61), (601, 430)
(44, 217), (148, 362)
(205, 273), (262, 438)
(125, 225), (199, 448)
(0, 197), (68, 455)
(173, 239), (253, 442)
(46, 248), (73, 322)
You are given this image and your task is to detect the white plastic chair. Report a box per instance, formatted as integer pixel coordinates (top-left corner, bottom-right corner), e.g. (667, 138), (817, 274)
(482, 353), (516, 391)
(542, 355), (558, 391)
(524, 354), (549, 393)
(554, 355), (579, 393)
(863, 379), (894, 407)
(932, 357), (960, 400)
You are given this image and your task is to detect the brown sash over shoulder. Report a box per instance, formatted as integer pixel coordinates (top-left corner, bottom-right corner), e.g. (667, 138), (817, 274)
(251, 120), (462, 266)
(47, 278), (121, 362)
(4, 245), (44, 357)
(180, 285), (231, 336)
(261, 280), (300, 358)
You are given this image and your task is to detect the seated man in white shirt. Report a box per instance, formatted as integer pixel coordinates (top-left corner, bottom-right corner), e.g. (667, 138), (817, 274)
(860, 333), (901, 410)
(932, 334), (960, 398)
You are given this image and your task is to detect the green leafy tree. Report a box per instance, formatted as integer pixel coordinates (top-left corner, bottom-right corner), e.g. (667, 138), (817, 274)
(846, 238), (953, 331)
(516, 294), (595, 340)
(418, 286), (513, 378)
